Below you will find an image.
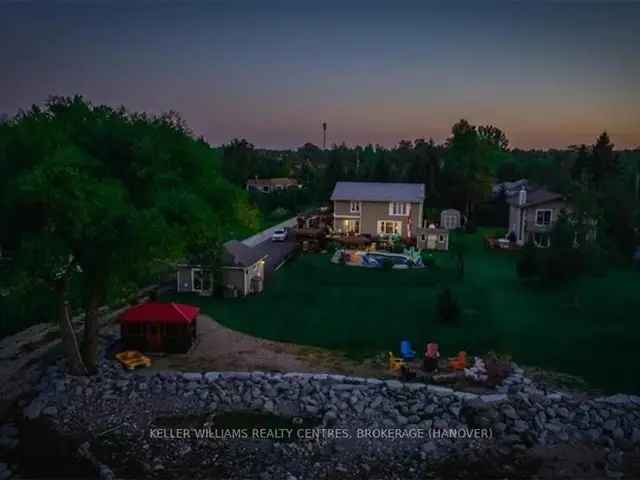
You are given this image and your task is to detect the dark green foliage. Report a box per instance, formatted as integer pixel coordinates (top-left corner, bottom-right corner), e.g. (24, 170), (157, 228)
(464, 219), (477, 234)
(421, 252), (437, 268)
(516, 241), (538, 278)
(248, 188), (311, 222)
(391, 242), (406, 254)
(326, 241), (341, 253)
(583, 243), (608, 277)
(436, 288), (460, 324)
(541, 212), (583, 282)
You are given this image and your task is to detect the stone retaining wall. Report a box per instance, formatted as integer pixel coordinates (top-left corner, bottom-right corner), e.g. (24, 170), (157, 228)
(9, 350), (639, 479)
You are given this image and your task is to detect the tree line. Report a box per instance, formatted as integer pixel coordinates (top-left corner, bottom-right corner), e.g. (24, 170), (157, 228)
(221, 121), (640, 251)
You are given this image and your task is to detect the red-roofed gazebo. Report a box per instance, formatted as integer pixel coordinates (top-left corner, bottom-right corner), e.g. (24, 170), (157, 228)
(119, 302), (199, 353)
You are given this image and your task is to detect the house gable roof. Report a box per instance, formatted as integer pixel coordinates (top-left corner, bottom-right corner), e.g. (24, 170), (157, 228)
(330, 182), (425, 203)
(222, 240), (266, 268)
(506, 187), (564, 208)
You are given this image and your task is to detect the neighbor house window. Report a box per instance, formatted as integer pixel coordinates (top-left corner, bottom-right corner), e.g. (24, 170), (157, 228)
(350, 201), (361, 213)
(389, 202), (409, 216)
(262, 186), (270, 192)
(535, 209), (552, 226)
(439, 235), (445, 242)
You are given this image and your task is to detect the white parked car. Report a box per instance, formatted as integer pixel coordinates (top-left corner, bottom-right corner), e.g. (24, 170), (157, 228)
(271, 228), (288, 242)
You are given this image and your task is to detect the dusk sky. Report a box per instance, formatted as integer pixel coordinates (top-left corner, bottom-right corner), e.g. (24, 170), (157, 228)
(1, 1), (639, 149)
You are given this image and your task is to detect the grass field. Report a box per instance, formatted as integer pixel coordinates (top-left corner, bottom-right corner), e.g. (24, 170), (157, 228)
(170, 230), (640, 394)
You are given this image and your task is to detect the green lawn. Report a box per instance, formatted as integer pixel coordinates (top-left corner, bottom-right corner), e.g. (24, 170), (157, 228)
(168, 230), (640, 394)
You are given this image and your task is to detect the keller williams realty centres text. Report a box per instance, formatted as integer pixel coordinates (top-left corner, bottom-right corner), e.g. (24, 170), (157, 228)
(149, 427), (494, 441)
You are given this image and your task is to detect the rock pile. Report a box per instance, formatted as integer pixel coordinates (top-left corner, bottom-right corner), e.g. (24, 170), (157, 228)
(7, 352), (639, 479)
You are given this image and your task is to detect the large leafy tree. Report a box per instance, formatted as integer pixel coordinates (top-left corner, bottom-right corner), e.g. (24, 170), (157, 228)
(478, 125), (509, 152)
(2, 96), (258, 374)
(443, 119), (493, 218)
(591, 131), (619, 188)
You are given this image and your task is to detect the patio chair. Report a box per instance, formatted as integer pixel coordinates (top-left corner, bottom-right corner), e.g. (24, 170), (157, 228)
(400, 340), (416, 360)
(423, 342), (440, 372)
(448, 351), (467, 370)
(388, 352), (406, 371)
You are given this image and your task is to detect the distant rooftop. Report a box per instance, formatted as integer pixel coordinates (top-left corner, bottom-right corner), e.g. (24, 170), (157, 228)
(246, 177), (298, 187)
(330, 182), (425, 203)
(492, 178), (528, 196)
(506, 187), (564, 208)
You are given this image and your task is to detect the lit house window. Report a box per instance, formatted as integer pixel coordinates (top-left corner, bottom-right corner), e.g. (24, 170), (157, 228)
(389, 202), (409, 216)
(378, 221), (402, 235)
(350, 201), (361, 213)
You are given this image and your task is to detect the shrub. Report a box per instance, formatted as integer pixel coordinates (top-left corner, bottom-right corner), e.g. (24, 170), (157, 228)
(391, 242), (406, 254)
(326, 241), (341, 254)
(464, 220), (477, 234)
(421, 252), (436, 268)
(516, 241), (538, 278)
(583, 243), (608, 277)
(436, 288), (460, 323)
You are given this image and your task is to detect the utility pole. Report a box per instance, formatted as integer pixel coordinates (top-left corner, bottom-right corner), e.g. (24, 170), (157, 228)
(322, 122), (327, 150)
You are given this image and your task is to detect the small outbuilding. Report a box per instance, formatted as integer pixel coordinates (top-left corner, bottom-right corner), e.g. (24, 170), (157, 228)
(220, 240), (267, 297)
(416, 225), (449, 251)
(176, 265), (213, 296)
(176, 240), (268, 298)
(440, 209), (461, 230)
(119, 302), (199, 353)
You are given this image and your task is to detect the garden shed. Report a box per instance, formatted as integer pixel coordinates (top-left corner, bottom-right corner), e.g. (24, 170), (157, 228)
(119, 302), (199, 353)
(416, 225), (449, 251)
(440, 209), (461, 230)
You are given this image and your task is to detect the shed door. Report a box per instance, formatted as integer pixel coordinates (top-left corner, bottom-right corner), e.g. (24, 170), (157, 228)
(147, 324), (163, 352)
(178, 269), (192, 291)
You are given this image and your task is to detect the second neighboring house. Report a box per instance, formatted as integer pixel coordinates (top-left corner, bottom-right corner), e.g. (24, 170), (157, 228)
(330, 182), (425, 239)
(507, 187), (568, 247)
(246, 177), (300, 193)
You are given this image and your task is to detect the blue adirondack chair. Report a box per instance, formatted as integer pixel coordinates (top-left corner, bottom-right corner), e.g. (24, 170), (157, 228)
(400, 339), (416, 360)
